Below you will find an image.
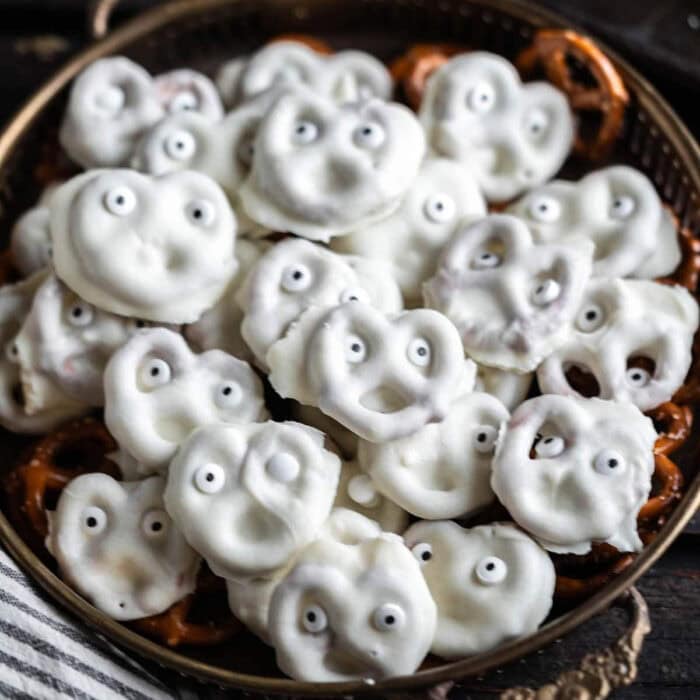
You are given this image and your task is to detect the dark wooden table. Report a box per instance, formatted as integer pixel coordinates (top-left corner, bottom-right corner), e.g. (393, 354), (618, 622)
(0, 1), (698, 698)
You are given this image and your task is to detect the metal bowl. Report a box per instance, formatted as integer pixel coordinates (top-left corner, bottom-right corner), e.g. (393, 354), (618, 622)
(0, 0), (698, 695)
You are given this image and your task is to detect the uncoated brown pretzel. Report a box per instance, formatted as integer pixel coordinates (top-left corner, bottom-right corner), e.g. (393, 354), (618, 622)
(648, 401), (694, 456)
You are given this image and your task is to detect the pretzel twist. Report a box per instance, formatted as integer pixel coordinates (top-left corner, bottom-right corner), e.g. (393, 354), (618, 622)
(648, 402), (694, 456)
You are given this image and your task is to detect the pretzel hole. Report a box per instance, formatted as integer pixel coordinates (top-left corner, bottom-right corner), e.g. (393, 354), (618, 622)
(10, 382), (25, 409)
(563, 54), (598, 90)
(564, 364), (600, 397)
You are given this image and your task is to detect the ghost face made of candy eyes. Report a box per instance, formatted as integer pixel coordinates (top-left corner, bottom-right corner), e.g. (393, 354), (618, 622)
(358, 392), (508, 519)
(537, 279), (699, 411)
(267, 529), (436, 682)
(419, 52), (574, 202)
(104, 328), (266, 472)
(50, 169), (238, 324)
(239, 89), (426, 241)
(164, 421), (341, 580)
(153, 69), (224, 121)
(331, 157), (487, 303)
(268, 302), (471, 443)
(423, 214), (594, 372)
(47, 474), (200, 621)
(507, 166), (681, 278)
(403, 521), (555, 659)
(492, 395), (657, 554)
(237, 238), (403, 368)
(59, 57), (165, 168)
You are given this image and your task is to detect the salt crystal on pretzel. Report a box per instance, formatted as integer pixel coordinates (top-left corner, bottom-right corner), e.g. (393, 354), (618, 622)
(419, 52), (574, 202)
(507, 166), (681, 278)
(537, 279), (699, 411)
(331, 157), (486, 303)
(46, 473), (200, 621)
(104, 328), (266, 472)
(491, 394), (657, 554)
(237, 238), (403, 369)
(423, 214), (594, 372)
(10, 185), (58, 277)
(267, 302), (472, 443)
(239, 88), (425, 241)
(50, 169), (238, 324)
(403, 521), (555, 659)
(164, 421), (341, 580)
(153, 68), (224, 121)
(358, 391), (508, 519)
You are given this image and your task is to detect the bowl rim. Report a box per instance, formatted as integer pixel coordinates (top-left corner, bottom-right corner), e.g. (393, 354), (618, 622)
(0, 0), (699, 694)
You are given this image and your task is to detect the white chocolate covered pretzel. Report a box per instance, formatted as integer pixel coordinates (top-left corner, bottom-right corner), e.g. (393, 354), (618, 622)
(47, 473), (200, 621)
(474, 363), (532, 411)
(491, 394), (657, 554)
(104, 328), (266, 472)
(419, 52), (574, 201)
(10, 185), (58, 277)
(403, 521), (555, 659)
(423, 214), (594, 371)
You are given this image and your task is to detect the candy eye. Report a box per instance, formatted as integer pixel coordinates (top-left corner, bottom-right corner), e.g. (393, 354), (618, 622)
(531, 279), (561, 306)
(281, 264), (312, 292)
(473, 425), (498, 454)
(528, 195), (561, 223)
(626, 367), (651, 387)
(142, 509), (169, 538)
(373, 603), (406, 632)
(215, 381), (242, 409)
(94, 85), (125, 115)
(66, 301), (94, 327)
(339, 287), (370, 304)
(4, 341), (18, 363)
(610, 195), (635, 220)
(138, 358), (172, 389)
(169, 90), (198, 113)
(165, 130), (196, 160)
(466, 81), (496, 113)
(301, 604), (328, 633)
(524, 108), (550, 139)
(411, 542), (433, 564)
(535, 435), (565, 458)
(347, 474), (380, 507)
(185, 200), (216, 227)
(407, 338), (431, 367)
(292, 120), (320, 145)
(82, 506), (107, 534)
(266, 452), (300, 483)
(475, 556), (507, 584)
(353, 122), (386, 149)
(423, 193), (456, 224)
(194, 462), (226, 493)
(104, 187), (136, 216)
(576, 303), (604, 332)
(345, 334), (367, 364)
(594, 449), (625, 475)
(472, 251), (501, 269)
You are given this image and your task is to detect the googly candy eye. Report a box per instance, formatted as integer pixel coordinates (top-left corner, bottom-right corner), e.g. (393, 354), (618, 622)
(345, 334), (367, 364)
(185, 200), (216, 227)
(626, 366), (651, 387)
(466, 81), (496, 113)
(215, 381), (242, 409)
(610, 195), (635, 220)
(194, 462), (226, 493)
(339, 287), (370, 304)
(165, 130), (196, 160)
(407, 337), (431, 367)
(138, 358), (172, 389)
(531, 279), (561, 306)
(475, 556), (507, 584)
(266, 452), (300, 483)
(472, 251), (501, 269)
(104, 187), (136, 216)
(473, 425), (498, 454)
(373, 603), (406, 631)
(576, 303), (605, 332)
(411, 542), (433, 564)
(82, 506), (107, 534)
(292, 120), (320, 145)
(528, 195), (561, 223)
(66, 301), (95, 327)
(535, 435), (565, 458)
(423, 193), (456, 223)
(524, 108), (550, 139)
(142, 509), (169, 538)
(593, 449), (626, 475)
(281, 264), (312, 292)
(169, 91), (199, 113)
(353, 122), (386, 149)
(301, 604), (328, 633)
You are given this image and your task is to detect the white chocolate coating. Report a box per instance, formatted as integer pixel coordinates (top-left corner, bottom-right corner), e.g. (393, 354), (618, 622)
(46, 473), (200, 621)
(474, 363), (532, 411)
(331, 158), (486, 303)
(239, 89), (425, 240)
(237, 238), (403, 368)
(164, 421), (341, 580)
(50, 169), (238, 324)
(492, 395), (657, 554)
(419, 52), (574, 202)
(10, 185), (58, 277)
(59, 57), (164, 168)
(267, 527), (436, 681)
(507, 166), (682, 278)
(423, 214), (594, 371)
(153, 69), (224, 121)
(358, 391), (508, 519)
(291, 403), (358, 459)
(403, 521), (555, 659)
(537, 279), (699, 411)
(104, 328), (266, 472)
(267, 303), (472, 443)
